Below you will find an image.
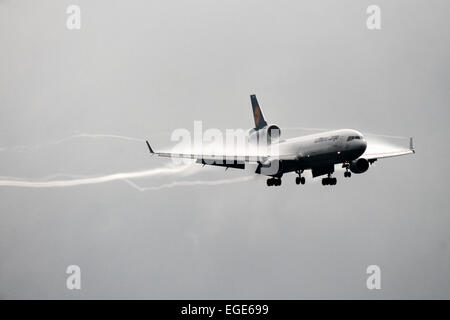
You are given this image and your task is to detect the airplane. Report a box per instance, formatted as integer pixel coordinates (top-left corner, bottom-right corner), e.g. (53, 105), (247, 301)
(145, 95), (415, 186)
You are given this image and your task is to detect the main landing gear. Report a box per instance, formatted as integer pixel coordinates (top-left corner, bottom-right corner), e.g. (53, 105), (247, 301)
(267, 177), (282, 186)
(295, 170), (305, 185)
(322, 174), (337, 186)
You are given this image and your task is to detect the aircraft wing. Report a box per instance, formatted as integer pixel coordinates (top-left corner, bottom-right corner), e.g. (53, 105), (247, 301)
(363, 137), (415, 162)
(145, 141), (298, 169)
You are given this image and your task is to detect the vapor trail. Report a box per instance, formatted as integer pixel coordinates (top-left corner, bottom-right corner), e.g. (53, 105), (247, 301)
(283, 127), (332, 132)
(0, 164), (196, 189)
(53, 133), (145, 143)
(0, 132), (162, 152)
(363, 133), (410, 140)
(285, 127), (409, 139)
(124, 176), (255, 191)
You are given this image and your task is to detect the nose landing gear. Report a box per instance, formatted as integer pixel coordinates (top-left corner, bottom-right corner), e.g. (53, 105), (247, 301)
(295, 170), (306, 185)
(343, 162), (351, 178)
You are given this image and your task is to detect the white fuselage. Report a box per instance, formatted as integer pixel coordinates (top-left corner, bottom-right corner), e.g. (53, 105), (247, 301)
(266, 129), (367, 176)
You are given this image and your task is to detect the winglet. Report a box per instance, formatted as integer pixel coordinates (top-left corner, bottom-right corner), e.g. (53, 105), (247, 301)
(146, 140), (155, 154)
(410, 137), (415, 153)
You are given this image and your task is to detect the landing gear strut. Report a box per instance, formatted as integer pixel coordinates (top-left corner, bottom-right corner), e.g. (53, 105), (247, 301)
(322, 174), (337, 186)
(295, 170), (306, 185)
(267, 177), (282, 187)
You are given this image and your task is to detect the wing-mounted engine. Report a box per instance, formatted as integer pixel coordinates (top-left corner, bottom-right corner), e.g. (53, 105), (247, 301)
(349, 158), (370, 174)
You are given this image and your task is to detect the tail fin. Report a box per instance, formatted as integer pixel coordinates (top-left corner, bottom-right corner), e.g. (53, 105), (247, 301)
(250, 94), (268, 130)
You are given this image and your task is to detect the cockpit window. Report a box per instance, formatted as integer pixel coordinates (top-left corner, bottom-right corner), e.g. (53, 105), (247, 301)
(347, 135), (362, 141)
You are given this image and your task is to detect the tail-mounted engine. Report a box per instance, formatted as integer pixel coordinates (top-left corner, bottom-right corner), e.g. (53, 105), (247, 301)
(248, 124), (281, 144)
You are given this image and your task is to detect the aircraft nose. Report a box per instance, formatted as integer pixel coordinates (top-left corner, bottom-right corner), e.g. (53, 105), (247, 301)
(359, 138), (367, 154)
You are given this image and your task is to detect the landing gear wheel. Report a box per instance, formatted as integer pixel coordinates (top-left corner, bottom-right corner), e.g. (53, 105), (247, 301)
(322, 176), (337, 186)
(295, 170), (305, 185)
(267, 178), (281, 186)
(344, 171), (351, 178)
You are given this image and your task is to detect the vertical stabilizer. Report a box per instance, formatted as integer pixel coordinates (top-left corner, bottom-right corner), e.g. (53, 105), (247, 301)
(250, 95), (268, 130)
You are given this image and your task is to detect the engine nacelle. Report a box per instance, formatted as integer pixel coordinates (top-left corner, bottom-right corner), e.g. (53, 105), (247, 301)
(349, 158), (369, 174)
(267, 125), (281, 142)
(248, 124), (281, 144)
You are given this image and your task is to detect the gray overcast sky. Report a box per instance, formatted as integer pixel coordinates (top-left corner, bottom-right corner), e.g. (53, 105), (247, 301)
(0, 0), (449, 299)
